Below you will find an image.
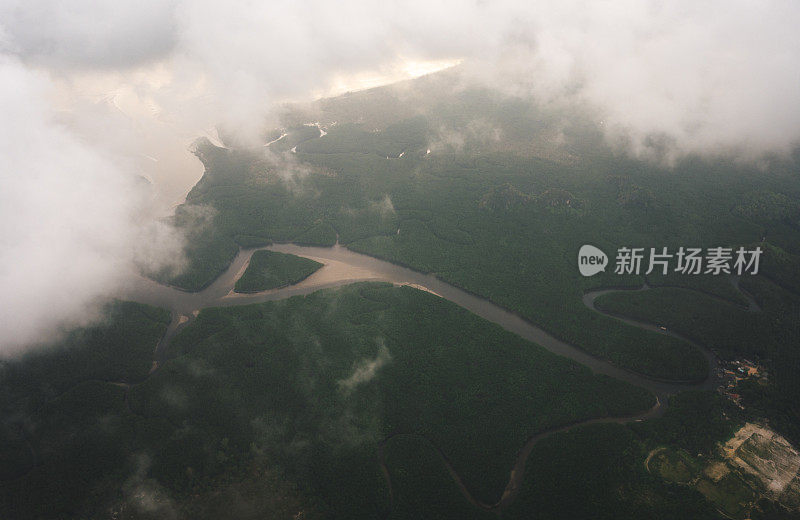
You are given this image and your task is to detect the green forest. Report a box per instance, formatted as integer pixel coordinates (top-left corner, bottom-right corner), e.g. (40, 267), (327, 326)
(234, 250), (322, 293)
(1, 285), (662, 519)
(162, 104), (798, 384)
(3, 71), (800, 519)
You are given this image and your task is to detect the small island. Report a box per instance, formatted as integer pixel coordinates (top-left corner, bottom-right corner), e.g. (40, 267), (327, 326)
(234, 250), (323, 293)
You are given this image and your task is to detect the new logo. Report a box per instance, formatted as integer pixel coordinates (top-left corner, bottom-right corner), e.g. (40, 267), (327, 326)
(578, 245), (608, 277)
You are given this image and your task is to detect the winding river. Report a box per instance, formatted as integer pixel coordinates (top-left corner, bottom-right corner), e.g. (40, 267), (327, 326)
(119, 242), (737, 511)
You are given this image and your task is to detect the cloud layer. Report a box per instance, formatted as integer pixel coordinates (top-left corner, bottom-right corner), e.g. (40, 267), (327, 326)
(0, 0), (798, 352)
(0, 56), (184, 353)
(3, 0), (798, 155)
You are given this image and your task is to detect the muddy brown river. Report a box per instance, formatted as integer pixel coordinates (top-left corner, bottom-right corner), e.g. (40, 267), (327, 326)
(119, 242), (728, 510)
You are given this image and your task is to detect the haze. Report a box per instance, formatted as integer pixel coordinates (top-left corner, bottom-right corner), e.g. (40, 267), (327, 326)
(0, 0), (798, 353)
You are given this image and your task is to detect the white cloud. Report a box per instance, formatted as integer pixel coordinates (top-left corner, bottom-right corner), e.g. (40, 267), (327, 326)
(0, 56), (184, 354)
(0, 0), (799, 352)
(0, 0), (178, 69)
(338, 341), (392, 392)
(4, 0), (798, 156)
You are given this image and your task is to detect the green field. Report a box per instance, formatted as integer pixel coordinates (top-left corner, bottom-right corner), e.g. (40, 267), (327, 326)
(234, 250), (323, 292)
(649, 447), (756, 520)
(651, 449), (701, 484)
